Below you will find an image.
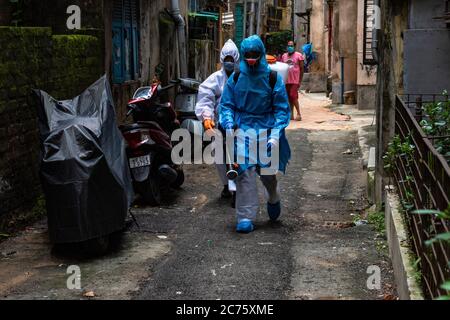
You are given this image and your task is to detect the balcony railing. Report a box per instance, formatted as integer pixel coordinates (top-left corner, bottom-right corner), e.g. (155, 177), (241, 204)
(393, 94), (450, 299)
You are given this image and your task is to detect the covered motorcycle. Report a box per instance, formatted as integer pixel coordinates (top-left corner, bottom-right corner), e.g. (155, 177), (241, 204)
(34, 75), (134, 244)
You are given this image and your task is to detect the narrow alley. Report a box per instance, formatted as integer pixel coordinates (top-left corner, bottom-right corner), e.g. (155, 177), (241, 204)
(1, 0), (448, 307)
(0, 93), (395, 300)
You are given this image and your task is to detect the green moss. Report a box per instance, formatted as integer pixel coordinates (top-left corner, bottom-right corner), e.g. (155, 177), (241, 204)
(0, 26), (51, 38)
(50, 34), (102, 99)
(368, 211), (386, 234)
(0, 27), (104, 227)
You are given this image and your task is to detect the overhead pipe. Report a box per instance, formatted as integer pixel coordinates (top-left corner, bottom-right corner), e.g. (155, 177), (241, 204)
(169, 0), (188, 78)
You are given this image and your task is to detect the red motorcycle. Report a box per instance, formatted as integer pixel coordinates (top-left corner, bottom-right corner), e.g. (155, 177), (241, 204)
(120, 81), (184, 205)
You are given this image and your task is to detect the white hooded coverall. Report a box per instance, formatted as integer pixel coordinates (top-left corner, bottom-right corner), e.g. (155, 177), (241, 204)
(195, 39), (240, 186)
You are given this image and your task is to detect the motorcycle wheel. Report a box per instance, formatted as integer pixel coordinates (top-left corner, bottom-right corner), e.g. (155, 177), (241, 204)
(171, 168), (185, 188)
(140, 175), (161, 206)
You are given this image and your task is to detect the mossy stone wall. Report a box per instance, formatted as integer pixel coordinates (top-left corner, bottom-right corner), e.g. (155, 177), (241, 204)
(0, 26), (103, 230)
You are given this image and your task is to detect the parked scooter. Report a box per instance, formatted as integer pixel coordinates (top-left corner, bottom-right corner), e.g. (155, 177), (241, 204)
(120, 81), (184, 205)
(174, 78), (204, 147)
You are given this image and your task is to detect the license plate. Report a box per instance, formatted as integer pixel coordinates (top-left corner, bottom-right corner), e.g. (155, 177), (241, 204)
(129, 155), (151, 169)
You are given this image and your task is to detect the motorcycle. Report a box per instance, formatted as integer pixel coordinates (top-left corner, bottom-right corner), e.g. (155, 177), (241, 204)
(174, 78), (205, 154)
(120, 81), (184, 205)
(35, 76), (134, 257)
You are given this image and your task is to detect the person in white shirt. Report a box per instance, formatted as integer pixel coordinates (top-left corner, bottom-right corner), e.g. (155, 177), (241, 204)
(195, 39), (240, 200)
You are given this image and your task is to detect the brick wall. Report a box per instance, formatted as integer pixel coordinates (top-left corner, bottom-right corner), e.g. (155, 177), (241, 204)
(0, 27), (103, 230)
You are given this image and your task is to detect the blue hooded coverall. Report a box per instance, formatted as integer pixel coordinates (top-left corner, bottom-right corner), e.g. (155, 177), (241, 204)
(219, 35), (291, 224)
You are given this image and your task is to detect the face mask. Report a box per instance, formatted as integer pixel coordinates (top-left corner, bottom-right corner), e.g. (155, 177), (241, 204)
(224, 62), (235, 73)
(287, 46), (295, 54)
(245, 58), (260, 67)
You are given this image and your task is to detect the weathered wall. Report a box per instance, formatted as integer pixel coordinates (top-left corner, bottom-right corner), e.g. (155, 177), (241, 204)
(403, 0), (450, 94)
(404, 29), (450, 94)
(302, 0), (327, 93)
(338, 0), (357, 92)
(0, 27), (103, 229)
(356, 0), (377, 110)
(51, 35), (103, 97)
(409, 0), (447, 29)
(105, 0), (188, 123)
(374, 0), (408, 206)
(21, 0), (104, 32)
(310, 0), (325, 73)
(279, 0), (293, 31)
(356, 0), (377, 86)
(189, 39), (217, 82)
(329, 0), (358, 103)
(375, 0), (449, 206)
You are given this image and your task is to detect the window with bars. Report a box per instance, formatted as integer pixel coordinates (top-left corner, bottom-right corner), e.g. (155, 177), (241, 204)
(363, 0), (377, 65)
(112, 0), (140, 84)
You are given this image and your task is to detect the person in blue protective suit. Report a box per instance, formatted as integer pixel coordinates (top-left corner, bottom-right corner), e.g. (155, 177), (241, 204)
(219, 35), (291, 233)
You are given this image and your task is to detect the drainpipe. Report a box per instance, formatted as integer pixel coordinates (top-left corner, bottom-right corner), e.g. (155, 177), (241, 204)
(170, 0), (188, 78)
(341, 56), (345, 104)
(327, 0), (334, 73)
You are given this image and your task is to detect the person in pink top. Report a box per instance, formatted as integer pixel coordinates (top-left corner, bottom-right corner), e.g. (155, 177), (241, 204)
(281, 41), (305, 121)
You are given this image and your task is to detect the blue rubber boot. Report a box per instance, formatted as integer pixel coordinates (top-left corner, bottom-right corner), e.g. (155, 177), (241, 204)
(236, 219), (254, 233)
(267, 202), (281, 221)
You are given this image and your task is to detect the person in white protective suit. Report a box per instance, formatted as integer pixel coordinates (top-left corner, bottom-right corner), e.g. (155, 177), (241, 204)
(195, 39), (240, 202)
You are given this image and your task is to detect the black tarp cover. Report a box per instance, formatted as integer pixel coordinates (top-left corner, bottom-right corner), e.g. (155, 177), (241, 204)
(34, 75), (134, 244)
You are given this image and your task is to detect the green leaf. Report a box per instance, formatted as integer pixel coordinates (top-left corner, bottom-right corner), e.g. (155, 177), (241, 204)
(435, 232), (450, 241)
(435, 296), (450, 300)
(412, 209), (450, 219)
(441, 281), (450, 291)
(425, 232), (450, 246)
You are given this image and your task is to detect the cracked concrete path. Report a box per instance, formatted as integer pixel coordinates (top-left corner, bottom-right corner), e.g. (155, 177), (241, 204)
(0, 93), (396, 300)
